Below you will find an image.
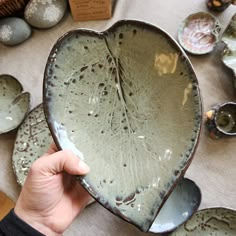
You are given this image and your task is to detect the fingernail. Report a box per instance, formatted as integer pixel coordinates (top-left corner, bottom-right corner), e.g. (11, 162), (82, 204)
(78, 161), (90, 173)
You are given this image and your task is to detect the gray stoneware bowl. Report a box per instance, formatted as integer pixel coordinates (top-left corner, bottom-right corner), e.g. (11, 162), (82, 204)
(43, 20), (202, 232)
(0, 74), (30, 134)
(149, 177), (201, 234)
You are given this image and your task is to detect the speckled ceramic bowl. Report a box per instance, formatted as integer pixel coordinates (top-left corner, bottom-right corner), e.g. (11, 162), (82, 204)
(178, 12), (221, 55)
(0, 74), (30, 134)
(222, 13), (236, 89)
(170, 207), (236, 235)
(149, 178), (201, 234)
(43, 20), (202, 232)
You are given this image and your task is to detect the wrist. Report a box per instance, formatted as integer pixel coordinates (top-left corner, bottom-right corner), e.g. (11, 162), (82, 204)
(14, 206), (61, 236)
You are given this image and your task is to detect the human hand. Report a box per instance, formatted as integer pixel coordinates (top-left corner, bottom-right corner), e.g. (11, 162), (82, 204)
(15, 143), (91, 236)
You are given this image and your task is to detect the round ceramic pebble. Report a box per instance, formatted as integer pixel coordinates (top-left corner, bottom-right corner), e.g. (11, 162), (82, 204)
(12, 104), (52, 186)
(0, 74), (30, 134)
(0, 17), (31, 46)
(24, 0), (67, 29)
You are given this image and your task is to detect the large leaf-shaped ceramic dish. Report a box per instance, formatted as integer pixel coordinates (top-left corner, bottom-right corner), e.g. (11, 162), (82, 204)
(170, 207), (236, 235)
(12, 104), (52, 186)
(222, 13), (236, 89)
(0, 74), (30, 134)
(43, 20), (202, 232)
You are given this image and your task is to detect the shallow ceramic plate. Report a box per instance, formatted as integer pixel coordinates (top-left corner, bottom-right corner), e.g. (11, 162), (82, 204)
(12, 104), (52, 186)
(178, 12), (221, 55)
(149, 178), (201, 234)
(0, 74), (30, 134)
(43, 20), (202, 232)
(170, 207), (236, 235)
(221, 13), (236, 89)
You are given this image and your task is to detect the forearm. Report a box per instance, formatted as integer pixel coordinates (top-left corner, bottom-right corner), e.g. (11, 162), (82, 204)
(0, 209), (44, 236)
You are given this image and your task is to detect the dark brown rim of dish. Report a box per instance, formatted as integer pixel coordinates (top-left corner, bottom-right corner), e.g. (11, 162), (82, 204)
(214, 101), (236, 136)
(0, 74), (31, 135)
(42, 19), (203, 232)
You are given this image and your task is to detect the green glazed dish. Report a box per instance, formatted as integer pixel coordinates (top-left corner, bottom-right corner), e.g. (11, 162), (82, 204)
(43, 20), (202, 232)
(12, 103), (52, 186)
(0, 74), (30, 134)
(170, 207), (236, 235)
(222, 13), (236, 89)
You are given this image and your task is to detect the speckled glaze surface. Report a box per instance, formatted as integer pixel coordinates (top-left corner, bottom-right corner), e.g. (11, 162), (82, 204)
(205, 102), (236, 139)
(0, 74), (30, 134)
(12, 104), (52, 186)
(149, 178), (201, 234)
(170, 207), (236, 235)
(178, 12), (221, 55)
(222, 13), (236, 89)
(43, 20), (202, 232)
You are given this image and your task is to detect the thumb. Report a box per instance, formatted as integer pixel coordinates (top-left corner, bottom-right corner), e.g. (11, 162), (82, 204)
(32, 150), (90, 176)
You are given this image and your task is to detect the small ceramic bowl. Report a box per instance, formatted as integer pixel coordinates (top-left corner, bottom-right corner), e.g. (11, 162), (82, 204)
(206, 0), (232, 12)
(205, 102), (236, 139)
(149, 178), (201, 234)
(178, 12), (221, 55)
(170, 207), (236, 235)
(43, 20), (202, 232)
(0, 74), (30, 134)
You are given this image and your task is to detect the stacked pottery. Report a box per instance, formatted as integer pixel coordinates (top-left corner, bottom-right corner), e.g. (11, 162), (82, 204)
(0, 0), (67, 46)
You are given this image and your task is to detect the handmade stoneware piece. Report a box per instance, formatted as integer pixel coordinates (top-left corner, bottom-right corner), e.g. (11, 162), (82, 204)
(178, 12), (221, 55)
(0, 74), (30, 134)
(0, 17), (32, 46)
(24, 0), (67, 29)
(206, 0), (236, 12)
(43, 20), (202, 232)
(12, 104), (52, 186)
(149, 178), (201, 234)
(205, 102), (236, 139)
(221, 13), (236, 89)
(170, 207), (236, 235)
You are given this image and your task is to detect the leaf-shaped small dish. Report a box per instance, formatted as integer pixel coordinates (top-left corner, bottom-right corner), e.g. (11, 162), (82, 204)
(221, 13), (236, 89)
(178, 12), (221, 55)
(43, 20), (202, 232)
(149, 177), (201, 234)
(170, 207), (236, 235)
(12, 104), (52, 186)
(0, 74), (30, 134)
